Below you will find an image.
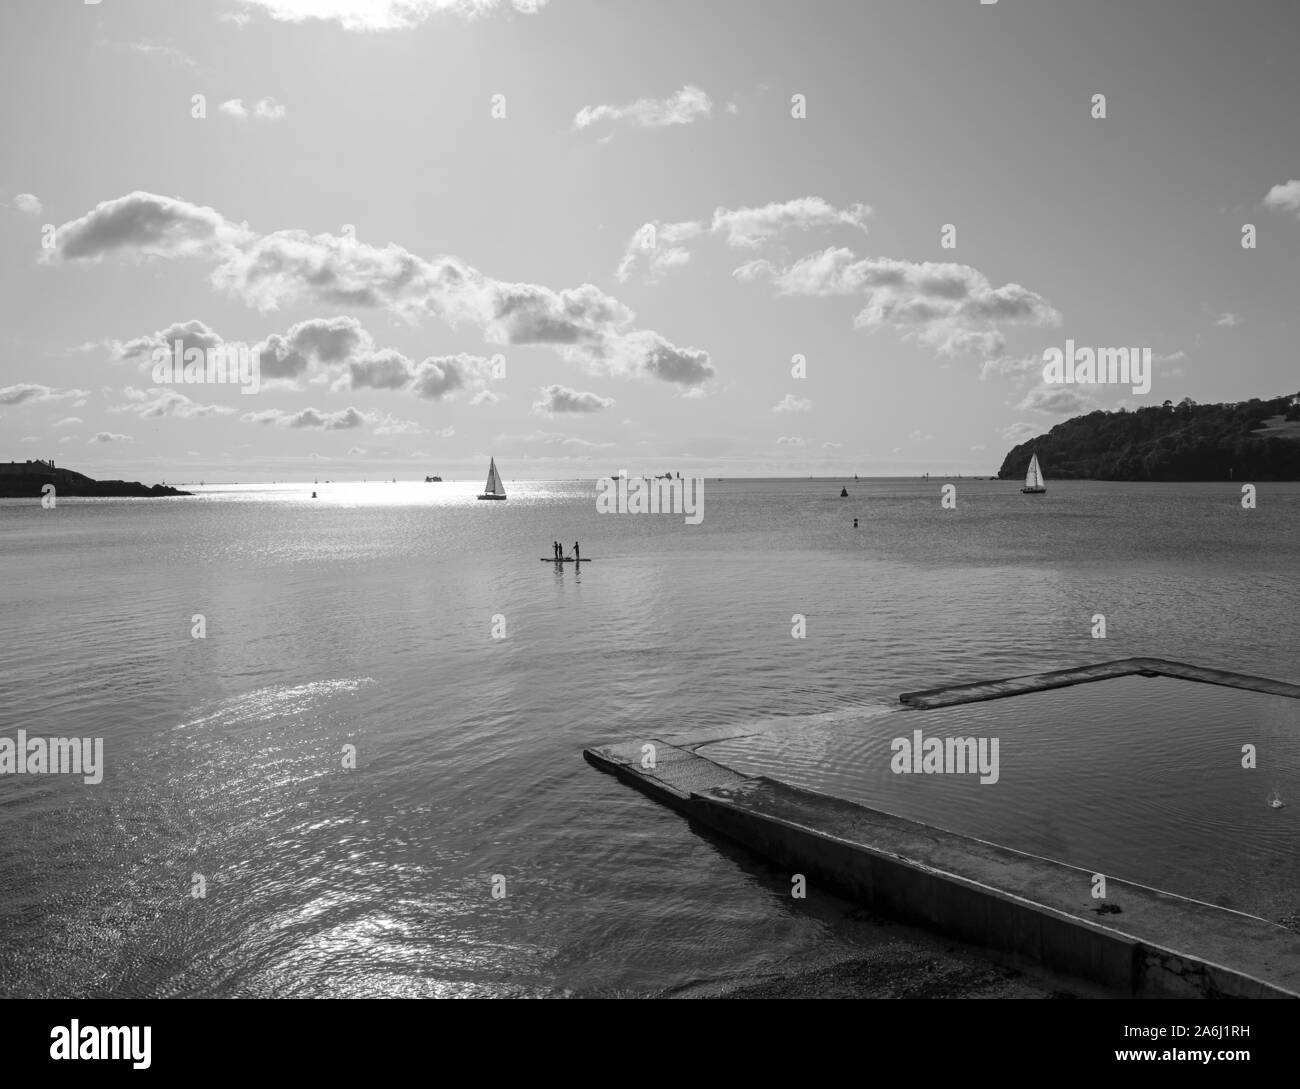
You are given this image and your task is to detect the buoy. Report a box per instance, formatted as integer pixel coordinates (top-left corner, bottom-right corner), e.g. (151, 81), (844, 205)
(853, 518), (858, 528)
(840, 486), (848, 497)
(311, 491), (317, 498)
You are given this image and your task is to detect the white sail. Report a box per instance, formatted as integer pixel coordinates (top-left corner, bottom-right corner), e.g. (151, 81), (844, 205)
(1025, 453), (1043, 489)
(483, 457), (504, 496)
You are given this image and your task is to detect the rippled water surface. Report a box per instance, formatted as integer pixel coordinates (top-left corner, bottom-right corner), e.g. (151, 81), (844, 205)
(1, 479), (1297, 996)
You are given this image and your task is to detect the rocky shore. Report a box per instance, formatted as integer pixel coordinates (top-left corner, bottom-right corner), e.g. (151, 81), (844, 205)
(0, 460), (191, 498)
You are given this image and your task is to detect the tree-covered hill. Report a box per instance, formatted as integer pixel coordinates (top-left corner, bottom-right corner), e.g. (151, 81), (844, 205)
(997, 392), (1300, 481)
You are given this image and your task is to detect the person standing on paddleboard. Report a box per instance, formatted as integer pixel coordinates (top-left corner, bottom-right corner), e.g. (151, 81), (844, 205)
(573, 541), (580, 563)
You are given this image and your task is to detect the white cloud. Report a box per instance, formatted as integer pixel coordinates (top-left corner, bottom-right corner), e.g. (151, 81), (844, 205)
(776, 436), (806, 446)
(220, 97), (287, 121)
(574, 85), (712, 131)
(772, 394), (811, 412)
(1263, 179), (1300, 217)
(0, 384), (90, 405)
(1216, 312), (1239, 327)
(979, 354), (1040, 380)
(1001, 422), (1040, 444)
(740, 247), (1060, 360)
(712, 197), (871, 248)
(54, 417), (83, 428)
(127, 41), (196, 68)
(54, 191), (714, 388)
(90, 431), (132, 443)
(1015, 385), (1095, 415)
(241, 406), (370, 430)
(533, 384), (615, 414)
(110, 387), (237, 419)
(234, 0), (549, 31)
(615, 198), (869, 282)
(11, 193), (42, 215)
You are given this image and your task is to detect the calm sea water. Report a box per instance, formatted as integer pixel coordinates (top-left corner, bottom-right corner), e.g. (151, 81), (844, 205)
(1, 478), (1297, 997)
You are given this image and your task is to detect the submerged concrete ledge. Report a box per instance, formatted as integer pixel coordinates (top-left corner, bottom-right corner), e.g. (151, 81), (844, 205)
(584, 739), (1300, 998)
(899, 657), (1300, 709)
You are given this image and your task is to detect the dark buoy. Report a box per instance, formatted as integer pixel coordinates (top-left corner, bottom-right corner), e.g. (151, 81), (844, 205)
(311, 491), (317, 498)
(853, 517), (859, 528)
(840, 486), (848, 497)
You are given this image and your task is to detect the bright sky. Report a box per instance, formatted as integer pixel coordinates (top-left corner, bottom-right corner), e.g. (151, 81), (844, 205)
(2, 0), (1297, 481)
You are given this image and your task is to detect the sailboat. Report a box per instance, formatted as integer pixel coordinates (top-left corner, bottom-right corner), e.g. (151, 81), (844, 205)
(477, 457), (507, 500)
(1022, 450), (1047, 494)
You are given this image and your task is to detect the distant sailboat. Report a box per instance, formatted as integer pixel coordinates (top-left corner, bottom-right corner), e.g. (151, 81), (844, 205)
(477, 457), (507, 500)
(1022, 451), (1047, 494)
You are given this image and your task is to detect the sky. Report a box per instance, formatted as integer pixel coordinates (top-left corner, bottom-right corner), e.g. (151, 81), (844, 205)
(1, 0), (1298, 482)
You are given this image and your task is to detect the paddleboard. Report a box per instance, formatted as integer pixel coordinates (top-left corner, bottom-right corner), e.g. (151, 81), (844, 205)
(540, 557), (592, 562)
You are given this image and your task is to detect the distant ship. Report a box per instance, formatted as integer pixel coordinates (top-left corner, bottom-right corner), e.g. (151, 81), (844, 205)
(1022, 451), (1047, 494)
(477, 457), (507, 500)
(424, 475), (443, 482)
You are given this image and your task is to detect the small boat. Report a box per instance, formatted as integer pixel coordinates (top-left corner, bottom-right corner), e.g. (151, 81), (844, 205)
(425, 475), (442, 482)
(1022, 451), (1047, 494)
(840, 486), (848, 497)
(477, 457), (507, 501)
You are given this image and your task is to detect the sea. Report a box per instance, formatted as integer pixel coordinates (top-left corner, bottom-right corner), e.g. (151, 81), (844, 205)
(1, 478), (1297, 997)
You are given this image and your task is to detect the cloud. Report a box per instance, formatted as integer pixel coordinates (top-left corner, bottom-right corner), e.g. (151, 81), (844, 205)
(241, 406), (369, 430)
(772, 394), (811, 412)
(969, 444), (986, 452)
(711, 198), (871, 248)
(126, 41), (197, 68)
(233, 0), (549, 31)
(371, 414), (424, 435)
(979, 353), (1040, 380)
(11, 193), (42, 215)
(54, 417), (83, 428)
(574, 85), (712, 131)
(1001, 422), (1040, 444)
(54, 191), (713, 388)
(1015, 385), (1096, 415)
(90, 431), (132, 443)
(822, 441), (841, 449)
(597, 330), (714, 386)
(1216, 312), (1239, 327)
(110, 387), (237, 419)
(614, 221), (703, 283)
(1263, 179), (1300, 217)
(615, 197), (869, 282)
(219, 97), (287, 121)
(114, 318), (227, 368)
(740, 247), (1060, 359)
(776, 436), (806, 446)
(909, 430), (934, 442)
(48, 190), (251, 262)
(533, 384), (615, 414)
(0, 384), (90, 405)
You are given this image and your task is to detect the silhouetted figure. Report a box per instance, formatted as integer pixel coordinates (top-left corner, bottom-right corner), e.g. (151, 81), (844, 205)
(553, 540), (561, 561)
(573, 541), (580, 562)
(853, 517), (858, 528)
